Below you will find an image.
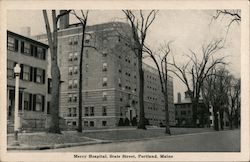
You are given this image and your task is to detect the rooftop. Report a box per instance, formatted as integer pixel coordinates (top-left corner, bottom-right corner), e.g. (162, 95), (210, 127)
(7, 30), (49, 49)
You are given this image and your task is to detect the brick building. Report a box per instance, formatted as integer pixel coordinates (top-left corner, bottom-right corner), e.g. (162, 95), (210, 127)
(174, 91), (209, 127)
(35, 14), (175, 128)
(7, 30), (49, 131)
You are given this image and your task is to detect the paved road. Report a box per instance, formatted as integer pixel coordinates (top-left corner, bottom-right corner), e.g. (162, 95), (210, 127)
(17, 129), (240, 152)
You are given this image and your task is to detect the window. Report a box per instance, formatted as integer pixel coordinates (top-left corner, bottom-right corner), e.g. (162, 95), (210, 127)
(102, 106), (107, 116)
(68, 53), (73, 61)
(7, 36), (18, 51)
(181, 111), (186, 115)
(7, 60), (14, 79)
(102, 63), (107, 71)
(73, 79), (78, 88)
(120, 92), (123, 101)
(118, 65), (122, 73)
(86, 50), (89, 58)
(21, 41), (31, 55)
(35, 68), (44, 83)
(90, 107), (94, 116)
(68, 108), (72, 117)
(84, 107), (89, 116)
(74, 52), (78, 61)
(72, 121), (77, 126)
(84, 121), (88, 127)
(68, 80), (73, 89)
(37, 47), (46, 60)
(22, 65), (31, 81)
(103, 77), (107, 87)
(102, 51), (107, 57)
(102, 121), (107, 126)
(73, 94), (77, 102)
(74, 37), (78, 45)
(68, 94), (72, 102)
(34, 94), (44, 112)
(89, 121), (94, 127)
(69, 37), (73, 45)
(23, 92), (30, 110)
(102, 92), (107, 101)
(118, 78), (121, 87)
(86, 64), (89, 72)
(68, 67), (73, 75)
(73, 107), (77, 117)
(73, 66), (78, 74)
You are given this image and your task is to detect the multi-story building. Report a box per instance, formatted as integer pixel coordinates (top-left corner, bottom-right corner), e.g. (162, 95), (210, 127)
(174, 91), (209, 127)
(143, 64), (175, 126)
(7, 30), (49, 131)
(35, 14), (175, 128)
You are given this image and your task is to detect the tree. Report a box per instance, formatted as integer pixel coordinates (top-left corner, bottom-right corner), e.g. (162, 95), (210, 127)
(212, 10), (241, 29)
(122, 10), (158, 129)
(227, 77), (240, 129)
(202, 67), (231, 131)
(43, 10), (71, 133)
(143, 42), (172, 134)
(169, 39), (226, 127)
(70, 10), (89, 133)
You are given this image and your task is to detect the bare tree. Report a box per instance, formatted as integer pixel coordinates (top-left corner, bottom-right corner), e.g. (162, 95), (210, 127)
(212, 10), (241, 29)
(122, 10), (158, 129)
(227, 77), (240, 129)
(169, 39), (226, 127)
(43, 10), (71, 133)
(202, 67), (231, 130)
(70, 10), (89, 133)
(143, 42), (172, 134)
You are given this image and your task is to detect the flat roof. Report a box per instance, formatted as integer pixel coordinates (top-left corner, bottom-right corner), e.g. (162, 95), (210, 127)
(7, 30), (49, 49)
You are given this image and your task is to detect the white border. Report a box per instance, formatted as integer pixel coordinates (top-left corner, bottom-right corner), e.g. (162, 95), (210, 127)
(0, 0), (249, 161)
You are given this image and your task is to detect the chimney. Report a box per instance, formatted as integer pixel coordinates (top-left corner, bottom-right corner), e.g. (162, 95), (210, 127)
(20, 26), (31, 37)
(177, 93), (181, 103)
(59, 10), (69, 30)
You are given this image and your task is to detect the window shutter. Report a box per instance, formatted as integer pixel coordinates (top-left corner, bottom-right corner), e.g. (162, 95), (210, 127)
(42, 95), (45, 112)
(29, 94), (32, 111)
(15, 39), (18, 52)
(33, 94), (36, 111)
(33, 68), (37, 83)
(21, 41), (24, 53)
(34, 46), (38, 57)
(29, 66), (33, 81)
(42, 69), (45, 84)
(30, 44), (34, 56)
(20, 64), (23, 80)
(43, 49), (46, 60)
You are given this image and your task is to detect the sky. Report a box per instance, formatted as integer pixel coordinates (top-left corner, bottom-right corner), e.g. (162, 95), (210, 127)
(7, 10), (241, 102)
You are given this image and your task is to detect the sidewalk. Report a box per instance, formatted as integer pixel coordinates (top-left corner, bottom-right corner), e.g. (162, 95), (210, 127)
(7, 127), (216, 150)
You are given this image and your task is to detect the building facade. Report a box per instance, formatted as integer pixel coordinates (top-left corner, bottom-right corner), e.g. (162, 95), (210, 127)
(35, 15), (175, 128)
(174, 91), (209, 127)
(7, 31), (49, 131)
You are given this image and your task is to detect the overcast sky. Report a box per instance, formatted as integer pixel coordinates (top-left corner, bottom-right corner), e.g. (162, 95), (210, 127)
(7, 10), (241, 102)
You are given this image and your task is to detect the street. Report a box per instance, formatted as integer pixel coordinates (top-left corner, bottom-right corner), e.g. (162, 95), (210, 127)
(28, 129), (240, 152)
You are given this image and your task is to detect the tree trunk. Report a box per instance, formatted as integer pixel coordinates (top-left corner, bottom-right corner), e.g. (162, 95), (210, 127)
(192, 99), (198, 127)
(48, 63), (61, 133)
(43, 10), (61, 134)
(77, 24), (86, 133)
(164, 93), (171, 134)
(219, 109), (224, 130)
(214, 110), (219, 131)
(137, 52), (146, 130)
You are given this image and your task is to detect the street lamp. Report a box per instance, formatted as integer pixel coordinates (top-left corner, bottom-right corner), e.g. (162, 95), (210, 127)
(12, 64), (21, 146)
